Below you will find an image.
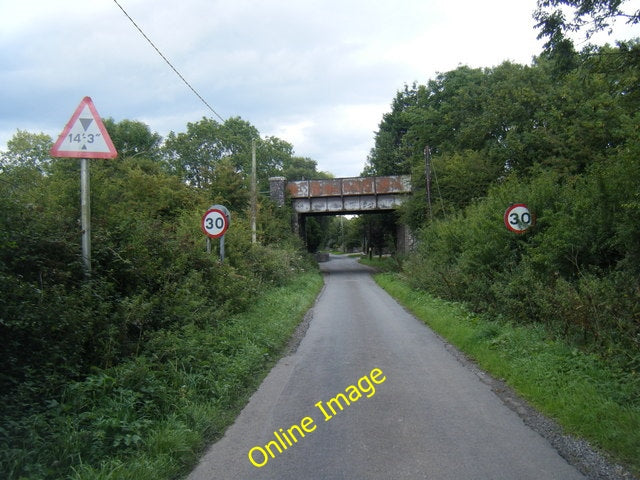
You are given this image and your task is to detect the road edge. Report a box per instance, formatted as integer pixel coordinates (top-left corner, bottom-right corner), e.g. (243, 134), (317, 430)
(373, 273), (638, 480)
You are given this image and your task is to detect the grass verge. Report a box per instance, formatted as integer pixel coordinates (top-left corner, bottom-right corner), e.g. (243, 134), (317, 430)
(2, 272), (324, 480)
(357, 254), (402, 272)
(374, 272), (640, 475)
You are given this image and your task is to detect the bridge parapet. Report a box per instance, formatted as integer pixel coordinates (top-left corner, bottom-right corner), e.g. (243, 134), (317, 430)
(272, 175), (411, 214)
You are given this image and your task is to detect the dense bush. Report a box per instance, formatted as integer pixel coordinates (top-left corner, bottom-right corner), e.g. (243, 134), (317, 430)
(1, 143), (314, 404)
(0, 273), (322, 479)
(404, 152), (640, 366)
(364, 41), (640, 368)
(0, 121), (322, 478)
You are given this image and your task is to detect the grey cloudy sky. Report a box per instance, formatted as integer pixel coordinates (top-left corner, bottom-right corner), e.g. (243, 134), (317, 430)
(1, 0), (556, 176)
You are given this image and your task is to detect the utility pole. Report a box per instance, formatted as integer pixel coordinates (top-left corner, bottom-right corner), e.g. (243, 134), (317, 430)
(251, 139), (257, 244)
(424, 145), (433, 222)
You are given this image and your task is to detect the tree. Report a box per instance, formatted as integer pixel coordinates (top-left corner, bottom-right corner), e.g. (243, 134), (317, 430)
(431, 150), (503, 210)
(0, 130), (53, 171)
(0, 132), (64, 241)
(534, 0), (640, 61)
(103, 118), (162, 160)
(342, 216), (364, 252)
(363, 83), (422, 176)
(255, 136), (293, 185)
(162, 116), (258, 188)
(360, 213), (397, 257)
(368, 43), (640, 233)
(207, 157), (249, 211)
(283, 156), (332, 180)
(303, 217), (325, 252)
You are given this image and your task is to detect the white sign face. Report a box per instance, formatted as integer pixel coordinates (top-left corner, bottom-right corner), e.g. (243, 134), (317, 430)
(201, 208), (229, 238)
(504, 203), (533, 233)
(50, 96), (117, 159)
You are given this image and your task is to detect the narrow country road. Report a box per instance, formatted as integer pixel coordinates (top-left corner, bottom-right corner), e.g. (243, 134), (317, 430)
(188, 255), (584, 480)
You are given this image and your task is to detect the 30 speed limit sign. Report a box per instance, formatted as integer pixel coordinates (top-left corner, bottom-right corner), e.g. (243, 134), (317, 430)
(201, 208), (229, 238)
(504, 203), (534, 234)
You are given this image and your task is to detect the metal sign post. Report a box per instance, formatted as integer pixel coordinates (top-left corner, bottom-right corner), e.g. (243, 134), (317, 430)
(201, 204), (231, 263)
(80, 158), (91, 273)
(50, 97), (118, 278)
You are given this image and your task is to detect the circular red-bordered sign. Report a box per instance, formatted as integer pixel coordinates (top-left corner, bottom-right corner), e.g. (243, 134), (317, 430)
(504, 204), (534, 234)
(201, 208), (229, 238)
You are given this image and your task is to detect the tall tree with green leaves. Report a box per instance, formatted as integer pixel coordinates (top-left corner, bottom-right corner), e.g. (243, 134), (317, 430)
(283, 156), (332, 180)
(534, 0), (639, 51)
(534, 0), (640, 73)
(0, 130), (52, 171)
(103, 118), (162, 160)
(162, 116), (258, 188)
(363, 83), (422, 176)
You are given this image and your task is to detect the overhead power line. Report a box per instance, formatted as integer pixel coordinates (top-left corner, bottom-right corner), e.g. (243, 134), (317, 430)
(112, 0), (225, 123)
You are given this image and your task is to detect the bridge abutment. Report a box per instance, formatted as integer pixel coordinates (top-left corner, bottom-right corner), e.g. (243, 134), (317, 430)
(269, 176), (287, 207)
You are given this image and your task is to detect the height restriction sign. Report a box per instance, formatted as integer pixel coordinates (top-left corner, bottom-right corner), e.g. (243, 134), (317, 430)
(201, 208), (229, 238)
(50, 96), (117, 159)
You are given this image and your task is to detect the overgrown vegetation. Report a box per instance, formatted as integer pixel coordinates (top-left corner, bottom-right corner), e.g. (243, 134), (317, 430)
(2, 2), (639, 476)
(402, 159), (640, 364)
(360, 12), (640, 471)
(365, 39), (640, 372)
(4, 273), (322, 479)
(374, 273), (640, 474)
(0, 118), (325, 478)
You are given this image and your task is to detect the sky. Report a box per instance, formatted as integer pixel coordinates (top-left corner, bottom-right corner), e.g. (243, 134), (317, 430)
(0, 0), (634, 177)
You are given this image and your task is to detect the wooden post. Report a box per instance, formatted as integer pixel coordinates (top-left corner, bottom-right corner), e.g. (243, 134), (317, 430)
(424, 145), (433, 221)
(251, 139), (257, 244)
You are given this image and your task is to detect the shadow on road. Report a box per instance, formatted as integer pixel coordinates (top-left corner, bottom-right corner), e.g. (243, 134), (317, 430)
(317, 254), (375, 275)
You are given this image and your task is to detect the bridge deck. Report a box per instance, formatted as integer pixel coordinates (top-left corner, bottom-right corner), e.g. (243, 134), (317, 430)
(286, 175), (411, 214)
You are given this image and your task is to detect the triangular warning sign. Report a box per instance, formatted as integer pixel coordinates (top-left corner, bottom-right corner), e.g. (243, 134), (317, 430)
(50, 96), (118, 159)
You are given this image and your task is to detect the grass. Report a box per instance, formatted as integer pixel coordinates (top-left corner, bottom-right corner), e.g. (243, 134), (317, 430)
(357, 254), (402, 272)
(374, 272), (640, 475)
(1, 272), (324, 480)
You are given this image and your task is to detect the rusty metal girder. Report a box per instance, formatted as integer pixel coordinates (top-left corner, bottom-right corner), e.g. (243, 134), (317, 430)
(287, 175), (411, 198)
(286, 175), (411, 214)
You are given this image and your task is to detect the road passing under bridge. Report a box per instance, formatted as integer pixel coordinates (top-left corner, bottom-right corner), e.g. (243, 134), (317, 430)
(188, 255), (585, 480)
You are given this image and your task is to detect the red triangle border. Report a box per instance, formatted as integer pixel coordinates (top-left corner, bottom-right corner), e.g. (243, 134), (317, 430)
(50, 96), (118, 159)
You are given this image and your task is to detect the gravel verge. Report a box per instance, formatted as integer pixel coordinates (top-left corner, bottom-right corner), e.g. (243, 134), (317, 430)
(441, 339), (638, 480)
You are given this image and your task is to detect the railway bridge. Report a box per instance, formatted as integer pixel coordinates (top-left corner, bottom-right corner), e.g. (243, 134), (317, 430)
(269, 175), (414, 253)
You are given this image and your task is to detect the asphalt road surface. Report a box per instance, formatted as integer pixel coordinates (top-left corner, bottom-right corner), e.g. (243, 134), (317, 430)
(188, 255), (585, 480)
